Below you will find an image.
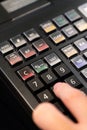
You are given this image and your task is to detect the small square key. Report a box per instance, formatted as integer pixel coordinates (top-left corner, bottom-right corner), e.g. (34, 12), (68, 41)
(37, 89), (54, 102)
(81, 68), (87, 79)
(33, 39), (49, 53)
(31, 60), (48, 74)
(54, 63), (71, 77)
(17, 66), (35, 81)
(24, 28), (40, 42)
(44, 53), (61, 67)
(5, 52), (23, 66)
(0, 41), (14, 55)
(53, 15), (69, 27)
(74, 38), (87, 51)
(41, 70), (57, 85)
(65, 9), (81, 22)
(74, 19), (87, 32)
(40, 20), (56, 33)
(19, 45), (36, 59)
(49, 31), (66, 44)
(65, 75), (81, 88)
(10, 34), (27, 48)
(61, 44), (78, 58)
(71, 55), (87, 69)
(27, 77), (44, 92)
(62, 25), (78, 38)
(83, 51), (87, 59)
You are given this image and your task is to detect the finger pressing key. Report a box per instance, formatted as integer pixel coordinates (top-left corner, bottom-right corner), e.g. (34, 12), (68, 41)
(53, 82), (87, 123)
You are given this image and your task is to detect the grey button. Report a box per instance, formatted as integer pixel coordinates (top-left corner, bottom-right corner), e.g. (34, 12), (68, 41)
(78, 3), (87, 17)
(81, 68), (87, 79)
(0, 41), (14, 54)
(74, 38), (87, 51)
(44, 53), (61, 66)
(62, 25), (78, 38)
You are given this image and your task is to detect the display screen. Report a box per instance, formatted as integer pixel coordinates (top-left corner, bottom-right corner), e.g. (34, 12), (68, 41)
(1, 0), (38, 12)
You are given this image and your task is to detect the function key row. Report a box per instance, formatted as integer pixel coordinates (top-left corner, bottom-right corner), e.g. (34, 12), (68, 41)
(4, 39), (50, 66)
(1, 9), (87, 58)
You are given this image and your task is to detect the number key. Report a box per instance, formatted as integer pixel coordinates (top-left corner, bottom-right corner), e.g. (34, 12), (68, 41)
(27, 77), (44, 92)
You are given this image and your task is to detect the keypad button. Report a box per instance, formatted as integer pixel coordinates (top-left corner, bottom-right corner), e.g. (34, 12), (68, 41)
(49, 31), (66, 44)
(62, 25), (78, 38)
(41, 70), (57, 85)
(10, 34), (27, 48)
(40, 21), (56, 33)
(33, 39), (49, 53)
(78, 3), (87, 18)
(61, 45), (78, 58)
(83, 51), (87, 59)
(5, 52), (23, 66)
(24, 28), (40, 42)
(74, 38), (87, 51)
(27, 77), (44, 92)
(19, 45), (36, 59)
(37, 89), (54, 102)
(53, 15), (69, 27)
(65, 9), (81, 22)
(71, 55), (87, 69)
(65, 75), (81, 88)
(54, 63), (71, 77)
(0, 41), (14, 55)
(17, 66), (35, 81)
(81, 68), (87, 79)
(44, 53), (61, 67)
(74, 19), (87, 32)
(31, 60), (48, 74)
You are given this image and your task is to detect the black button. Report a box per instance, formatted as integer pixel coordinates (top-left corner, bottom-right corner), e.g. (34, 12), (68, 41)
(27, 77), (44, 92)
(65, 75), (81, 88)
(37, 89), (54, 102)
(41, 70), (57, 85)
(54, 63), (71, 77)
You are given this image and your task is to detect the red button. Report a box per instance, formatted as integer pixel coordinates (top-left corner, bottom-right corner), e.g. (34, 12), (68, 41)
(17, 66), (35, 81)
(33, 39), (49, 53)
(5, 52), (23, 66)
(19, 46), (36, 59)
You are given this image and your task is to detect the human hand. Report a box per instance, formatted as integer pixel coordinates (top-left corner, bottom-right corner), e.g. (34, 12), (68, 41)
(32, 83), (87, 130)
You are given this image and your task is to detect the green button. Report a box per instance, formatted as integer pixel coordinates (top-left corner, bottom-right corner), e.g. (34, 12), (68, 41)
(31, 60), (48, 73)
(53, 15), (69, 27)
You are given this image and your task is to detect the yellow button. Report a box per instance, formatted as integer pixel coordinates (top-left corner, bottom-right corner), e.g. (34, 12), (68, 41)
(74, 19), (87, 32)
(40, 21), (56, 33)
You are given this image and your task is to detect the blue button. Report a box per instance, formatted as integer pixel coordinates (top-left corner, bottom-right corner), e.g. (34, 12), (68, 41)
(71, 55), (87, 69)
